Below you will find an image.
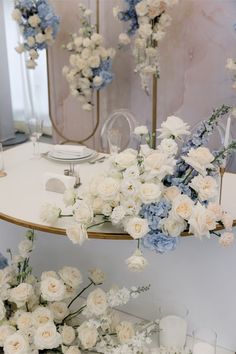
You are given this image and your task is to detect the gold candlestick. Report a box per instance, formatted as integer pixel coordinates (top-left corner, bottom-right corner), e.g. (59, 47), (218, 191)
(219, 166), (225, 205)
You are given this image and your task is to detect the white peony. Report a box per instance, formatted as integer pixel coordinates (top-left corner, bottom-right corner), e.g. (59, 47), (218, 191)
(116, 321), (135, 344)
(159, 138), (178, 156)
(134, 125), (149, 135)
(33, 306), (54, 327)
(118, 33), (131, 45)
(157, 116), (190, 139)
(182, 147), (214, 176)
(0, 325), (16, 346)
(77, 322), (98, 349)
(139, 183), (162, 203)
(189, 203), (216, 238)
(125, 217), (149, 239)
(18, 239), (33, 258)
(40, 277), (65, 302)
(63, 189), (77, 207)
(61, 325), (76, 345)
(34, 323), (62, 350)
(49, 302), (69, 323)
(86, 288), (108, 316)
(28, 14), (41, 27)
(66, 223), (88, 245)
(190, 175), (218, 201)
(4, 331), (29, 354)
(40, 204), (61, 225)
(114, 149), (138, 169)
(59, 266), (83, 289)
(162, 213), (187, 237)
(172, 195), (194, 220)
(111, 205), (126, 224)
(126, 249), (148, 272)
(97, 177), (120, 201)
(9, 283), (34, 308)
(88, 268), (105, 285)
(74, 201), (93, 225)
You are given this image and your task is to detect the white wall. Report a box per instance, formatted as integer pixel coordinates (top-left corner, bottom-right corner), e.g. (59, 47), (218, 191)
(1, 220), (236, 351)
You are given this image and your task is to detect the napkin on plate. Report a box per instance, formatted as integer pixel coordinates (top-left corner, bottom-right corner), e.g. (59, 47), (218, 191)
(53, 145), (86, 155)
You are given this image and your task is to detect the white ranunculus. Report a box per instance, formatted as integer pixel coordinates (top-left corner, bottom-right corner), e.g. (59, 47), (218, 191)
(159, 138), (178, 156)
(182, 147), (214, 176)
(0, 325), (16, 346)
(144, 151), (176, 180)
(164, 186), (181, 202)
(49, 302), (69, 323)
(118, 33), (131, 45)
(93, 76), (103, 87)
(65, 346), (81, 354)
(97, 177), (120, 201)
(87, 288), (108, 316)
(4, 331), (29, 354)
(28, 14), (41, 27)
(114, 149), (138, 169)
(111, 205), (126, 224)
(139, 183), (162, 204)
(134, 125), (149, 136)
(34, 323), (62, 350)
(40, 204), (61, 225)
(172, 195), (194, 220)
(33, 306), (54, 327)
(63, 189), (77, 207)
(88, 55), (100, 68)
(135, 1), (148, 16)
(88, 268), (105, 285)
(12, 9), (22, 21)
(189, 203), (216, 238)
(9, 283), (34, 308)
(116, 321), (135, 344)
(18, 239), (33, 258)
(77, 322), (98, 349)
(61, 325), (76, 346)
(40, 277), (65, 302)
(126, 249), (148, 272)
(138, 24), (152, 38)
(157, 116), (190, 139)
(16, 311), (34, 330)
(0, 299), (6, 320)
(66, 223), (88, 245)
(59, 266), (83, 289)
(74, 201), (93, 225)
(190, 175), (218, 201)
(125, 217), (149, 239)
(162, 213), (187, 237)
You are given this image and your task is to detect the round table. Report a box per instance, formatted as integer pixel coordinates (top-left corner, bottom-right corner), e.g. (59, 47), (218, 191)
(0, 142), (235, 239)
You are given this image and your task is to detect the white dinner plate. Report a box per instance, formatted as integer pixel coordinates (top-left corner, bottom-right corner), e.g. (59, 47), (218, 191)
(43, 150), (97, 163)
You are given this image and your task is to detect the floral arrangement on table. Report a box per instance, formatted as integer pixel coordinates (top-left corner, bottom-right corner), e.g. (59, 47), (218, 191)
(113, 0), (179, 93)
(0, 230), (156, 353)
(41, 105), (236, 272)
(12, 0), (60, 69)
(63, 4), (116, 112)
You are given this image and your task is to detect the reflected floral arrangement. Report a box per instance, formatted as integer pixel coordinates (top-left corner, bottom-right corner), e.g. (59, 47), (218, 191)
(63, 4), (116, 112)
(41, 105), (236, 272)
(114, 0), (179, 93)
(226, 58), (236, 116)
(12, 0), (60, 69)
(0, 230), (156, 353)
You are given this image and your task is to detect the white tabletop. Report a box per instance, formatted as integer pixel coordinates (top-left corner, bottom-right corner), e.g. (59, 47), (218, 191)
(0, 142), (235, 238)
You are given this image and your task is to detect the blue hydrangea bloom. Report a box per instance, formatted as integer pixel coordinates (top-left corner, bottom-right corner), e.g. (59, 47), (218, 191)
(92, 59), (114, 90)
(140, 199), (171, 231)
(142, 231), (179, 254)
(118, 0), (141, 36)
(0, 253), (8, 269)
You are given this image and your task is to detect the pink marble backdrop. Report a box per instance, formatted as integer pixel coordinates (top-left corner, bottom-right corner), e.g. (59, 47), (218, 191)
(48, 0), (236, 168)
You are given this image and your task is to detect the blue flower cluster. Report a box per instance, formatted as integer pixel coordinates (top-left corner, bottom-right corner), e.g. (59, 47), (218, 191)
(117, 0), (141, 36)
(0, 253), (8, 269)
(142, 232), (179, 254)
(92, 59), (114, 90)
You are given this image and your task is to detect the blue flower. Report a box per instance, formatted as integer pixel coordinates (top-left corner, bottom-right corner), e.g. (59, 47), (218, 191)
(0, 253), (8, 269)
(142, 231), (179, 254)
(117, 0), (141, 36)
(92, 59), (114, 90)
(139, 199), (171, 231)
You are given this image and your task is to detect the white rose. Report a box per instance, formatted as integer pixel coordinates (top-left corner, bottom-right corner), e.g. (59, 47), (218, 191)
(135, 1), (148, 16)
(91, 33), (103, 45)
(126, 249), (148, 272)
(82, 103), (93, 111)
(190, 175), (218, 201)
(18, 239), (33, 257)
(35, 33), (45, 44)
(172, 195), (194, 220)
(40, 204), (61, 225)
(33, 307), (54, 327)
(16, 312), (34, 330)
(144, 151), (176, 180)
(66, 223), (88, 245)
(81, 48), (91, 60)
(40, 277), (65, 302)
(138, 24), (152, 38)
(219, 232), (234, 247)
(28, 14), (41, 27)
(74, 201), (93, 225)
(118, 33), (131, 45)
(27, 36), (35, 47)
(114, 149), (138, 169)
(134, 125), (149, 135)
(0, 325), (16, 346)
(87, 288), (108, 316)
(125, 217), (149, 239)
(15, 44), (24, 54)
(59, 266), (83, 289)
(88, 269), (105, 285)
(157, 116), (190, 139)
(111, 206), (126, 224)
(65, 346), (81, 354)
(4, 331), (29, 354)
(121, 179), (140, 197)
(77, 322), (98, 349)
(189, 203), (216, 238)
(49, 302), (69, 323)
(159, 138), (178, 156)
(34, 324), (62, 350)
(140, 183), (162, 203)
(116, 321), (135, 344)
(164, 186), (181, 202)
(97, 177), (120, 201)
(12, 9), (22, 22)
(63, 189), (77, 207)
(207, 203), (222, 221)
(0, 299), (6, 320)
(9, 283), (34, 307)
(61, 325), (76, 345)
(182, 147), (214, 176)
(162, 213), (187, 237)
(88, 56), (100, 68)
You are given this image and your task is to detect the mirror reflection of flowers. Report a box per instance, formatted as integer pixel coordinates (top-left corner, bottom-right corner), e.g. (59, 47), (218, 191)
(63, 4), (116, 112)
(114, 0), (179, 93)
(12, 0), (60, 69)
(226, 58), (236, 116)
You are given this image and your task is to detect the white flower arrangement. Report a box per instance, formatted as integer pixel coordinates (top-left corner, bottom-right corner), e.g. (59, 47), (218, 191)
(12, 0), (60, 69)
(0, 230), (156, 354)
(226, 58), (236, 116)
(63, 4), (116, 111)
(114, 0), (179, 93)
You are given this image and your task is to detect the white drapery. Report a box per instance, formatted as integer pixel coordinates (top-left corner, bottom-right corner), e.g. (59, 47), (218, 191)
(2, 0), (51, 135)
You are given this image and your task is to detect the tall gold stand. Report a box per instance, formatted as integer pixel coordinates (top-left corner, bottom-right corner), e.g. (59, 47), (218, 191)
(152, 75), (158, 149)
(219, 167), (225, 205)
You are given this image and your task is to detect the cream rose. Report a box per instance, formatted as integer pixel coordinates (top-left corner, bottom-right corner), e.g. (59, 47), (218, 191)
(61, 325), (76, 345)
(33, 307), (54, 327)
(164, 186), (181, 202)
(125, 217), (149, 239)
(59, 266), (83, 289)
(16, 312), (34, 330)
(126, 249), (148, 272)
(34, 324), (62, 350)
(172, 195), (194, 220)
(40, 277), (65, 302)
(77, 322), (98, 349)
(162, 213), (187, 237)
(139, 183), (162, 203)
(9, 283), (34, 308)
(116, 321), (135, 344)
(114, 149), (138, 169)
(89, 268), (105, 285)
(87, 288), (108, 316)
(144, 151), (176, 180)
(74, 201), (93, 225)
(97, 177), (120, 201)
(4, 331), (29, 354)
(190, 175), (218, 201)
(157, 116), (190, 139)
(49, 302), (69, 323)
(189, 203), (216, 238)
(66, 223), (88, 246)
(0, 325), (16, 346)
(88, 55), (100, 68)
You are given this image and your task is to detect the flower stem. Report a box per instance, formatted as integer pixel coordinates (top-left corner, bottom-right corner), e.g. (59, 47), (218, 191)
(87, 220), (110, 229)
(68, 281), (94, 308)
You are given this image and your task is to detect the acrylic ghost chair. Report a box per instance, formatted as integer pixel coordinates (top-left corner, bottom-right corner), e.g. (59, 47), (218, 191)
(100, 109), (138, 153)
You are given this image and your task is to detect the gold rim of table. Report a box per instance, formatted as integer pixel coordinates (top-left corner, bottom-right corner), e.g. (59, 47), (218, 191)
(1, 212), (235, 240)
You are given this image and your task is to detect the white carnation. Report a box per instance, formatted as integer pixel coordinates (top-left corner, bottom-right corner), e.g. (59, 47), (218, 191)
(74, 201), (93, 224)
(159, 138), (178, 156)
(111, 206), (126, 224)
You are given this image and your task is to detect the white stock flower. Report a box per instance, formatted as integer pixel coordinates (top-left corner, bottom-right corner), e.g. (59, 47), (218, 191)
(139, 183), (162, 203)
(116, 321), (135, 344)
(28, 14), (41, 27)
(0, 325), (16, 346)
(33, 306), (54, 327)
(86, 288), (108, 316)
(89, 269), (105, 285)
(162, 213), (187, 237)
(172, 195), (194, 220)
(164, 186), (181, 202)
(190, 175), (218, 201)
(74, 201), (93, 225)
(34, 323), (62, 350)
(77, 322), (98, 349)
(61, 325), (76, 345)
(66, 223), (88, 245)
(49, 302), (69, 323)
(157, 116), (190, 139)
(114, 149), (138, 169)
(18, 239), (33, 258)
(182, 147), (214, 176)
(59, 266), (83, 289)
(159, 138), (178, 156)
(134, 125), (149, 135)
(40, 277), (65, 302)
(97, 177), (120, 201)
(118, 33), (131, 45)
(125, 217), (149, 239)
(4, 331), (29, 354)
(111, 205), (126, 224)
(126, 249), (148, 272)
(40, 204), (61, 224)
(63, 189), (77, 207)
(9, 283), (34, 308)
(189, 203), (216, 238)
(144, 151), (176, 180)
